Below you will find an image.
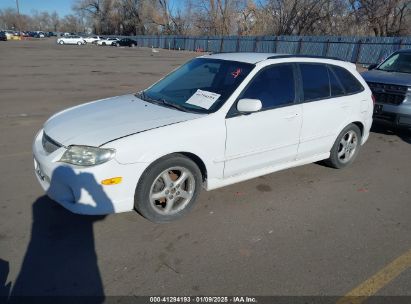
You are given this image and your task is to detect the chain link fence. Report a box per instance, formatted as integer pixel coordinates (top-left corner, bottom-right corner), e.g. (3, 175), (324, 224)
(118, 35), (411, 64)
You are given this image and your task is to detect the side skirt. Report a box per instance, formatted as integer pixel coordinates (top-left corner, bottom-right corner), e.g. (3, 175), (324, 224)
(205, 153), (330, 191)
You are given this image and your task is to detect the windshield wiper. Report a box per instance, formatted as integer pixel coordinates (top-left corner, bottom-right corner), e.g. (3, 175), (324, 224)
(136, 91), (192, 113)
(158, 98), (192, 113)
(136, 91), (163, 106)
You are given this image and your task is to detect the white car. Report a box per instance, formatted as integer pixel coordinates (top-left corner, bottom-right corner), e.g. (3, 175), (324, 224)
(33, 53), (373, 222)
(97, 37), (119, 46)
(84, 35), (101, 44)
(4, 31), (14, 40)
(57, 35), (85, 45)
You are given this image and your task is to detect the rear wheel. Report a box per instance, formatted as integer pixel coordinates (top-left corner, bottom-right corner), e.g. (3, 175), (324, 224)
(116, 43), (120, 47)
(325, 124), (361, 169)
(59, 40), (64, 45)
(134, 154), (202, 223)
(102, 42), (106, 46)
(77, 41), (82, 45)
(131, 43), (136, 47)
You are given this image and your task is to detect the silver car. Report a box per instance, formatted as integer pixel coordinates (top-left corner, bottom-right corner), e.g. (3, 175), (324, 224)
(362, 49), (411, 127)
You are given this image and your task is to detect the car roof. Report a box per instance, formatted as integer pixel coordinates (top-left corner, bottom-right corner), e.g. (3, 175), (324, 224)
(201, 52), (345, 64)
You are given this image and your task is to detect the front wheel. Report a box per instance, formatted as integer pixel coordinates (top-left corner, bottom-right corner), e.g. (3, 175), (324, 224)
(59, 40), (64, 45)
(77, 41), (82, 45)
(325, 124), (361, 169)
(134, 154), (202, 223)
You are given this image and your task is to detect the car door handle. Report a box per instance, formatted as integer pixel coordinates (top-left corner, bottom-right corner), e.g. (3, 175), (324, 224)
(283, 113), (299, 119)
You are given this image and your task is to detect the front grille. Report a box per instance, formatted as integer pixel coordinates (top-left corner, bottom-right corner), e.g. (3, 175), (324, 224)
(367, 82), (407, 105)
(42, 133), (62, 154)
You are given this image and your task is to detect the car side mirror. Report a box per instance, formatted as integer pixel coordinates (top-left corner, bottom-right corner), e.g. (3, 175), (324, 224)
(237, 99), (262, 113)
(368, 63), (378, 70)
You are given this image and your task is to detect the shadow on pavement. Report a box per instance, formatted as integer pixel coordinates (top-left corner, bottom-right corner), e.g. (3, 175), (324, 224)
(9, 166), (114, 304)
(0, 259), (11, 300)
(371, 120), (411, 144)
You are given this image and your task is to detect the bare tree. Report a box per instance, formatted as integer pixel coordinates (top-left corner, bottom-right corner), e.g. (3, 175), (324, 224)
(60, 14), (85, 33)
(349, 0), (411, 36)
(73, 0), (105, 34)
(1, 0), (410, 36)
(50, 11), (60, 32)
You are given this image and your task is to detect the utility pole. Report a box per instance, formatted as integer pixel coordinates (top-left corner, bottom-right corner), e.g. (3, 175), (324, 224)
(16, 0), (22, 38)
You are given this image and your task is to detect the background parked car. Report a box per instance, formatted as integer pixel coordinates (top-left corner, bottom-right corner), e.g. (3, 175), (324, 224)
(112, 38), (137, 47)
(97, 37), (119, 46)
(0, 31), (7, 41)
(84, 35), (101, 44)
(3, 31), (13, 40)
(57, 35), (86, 45)
(34, 31), (45, 38)
(362, 49), (411, 128)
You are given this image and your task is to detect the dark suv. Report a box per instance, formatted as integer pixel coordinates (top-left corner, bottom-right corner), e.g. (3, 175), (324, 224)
(0, 31), (7, 41)
(361, 49), (411, 127)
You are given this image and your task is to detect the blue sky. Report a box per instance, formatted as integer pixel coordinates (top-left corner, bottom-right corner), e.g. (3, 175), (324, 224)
(0, 0), (74, 16)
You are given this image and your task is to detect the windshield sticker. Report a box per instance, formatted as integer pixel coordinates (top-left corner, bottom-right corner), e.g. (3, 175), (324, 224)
(186, 89), (221, 110)
(231, 68), (242, 78)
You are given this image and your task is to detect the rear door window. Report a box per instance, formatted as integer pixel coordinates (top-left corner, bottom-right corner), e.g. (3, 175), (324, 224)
(330, 65), (364, 94)
(299, 64), (330, 101)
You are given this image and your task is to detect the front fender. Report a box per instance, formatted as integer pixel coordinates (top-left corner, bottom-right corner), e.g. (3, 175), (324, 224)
(104, 114), (226, 181)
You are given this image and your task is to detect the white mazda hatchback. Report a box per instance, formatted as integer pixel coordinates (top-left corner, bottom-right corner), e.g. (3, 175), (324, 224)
(33, 53), (373, 222)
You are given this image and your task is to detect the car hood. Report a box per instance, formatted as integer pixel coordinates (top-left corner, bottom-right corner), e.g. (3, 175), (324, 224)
(361, 70), (411, 87)
(43, 94), (204, 147)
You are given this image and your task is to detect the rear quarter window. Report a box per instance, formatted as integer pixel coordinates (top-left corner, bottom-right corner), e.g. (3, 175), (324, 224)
(330, 65), (364, 94)
(327, 66), (345, 97)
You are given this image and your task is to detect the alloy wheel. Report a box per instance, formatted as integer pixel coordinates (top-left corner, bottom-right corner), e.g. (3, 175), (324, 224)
(337, 130), (358, 163)
(149, 166), (195, 215)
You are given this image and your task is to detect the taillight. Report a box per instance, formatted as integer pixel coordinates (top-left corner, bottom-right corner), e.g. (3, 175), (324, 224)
(371, 94), (376, 105)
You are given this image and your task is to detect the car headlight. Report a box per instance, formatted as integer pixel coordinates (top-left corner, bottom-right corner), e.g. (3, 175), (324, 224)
(59, 145), (115, 166)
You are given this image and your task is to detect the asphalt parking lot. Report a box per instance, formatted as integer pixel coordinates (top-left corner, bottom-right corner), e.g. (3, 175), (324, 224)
(0, 39), (410, 301)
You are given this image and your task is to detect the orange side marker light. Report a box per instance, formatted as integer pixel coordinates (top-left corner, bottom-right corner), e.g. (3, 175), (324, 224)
(101, 177), (122, 185)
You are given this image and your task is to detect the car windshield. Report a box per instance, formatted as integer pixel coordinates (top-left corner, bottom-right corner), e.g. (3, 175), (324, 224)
(139, 58), (254, 114)
(377, 52), (411, 73)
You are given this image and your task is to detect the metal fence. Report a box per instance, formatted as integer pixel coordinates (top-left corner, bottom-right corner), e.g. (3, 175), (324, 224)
(123, 35), (411, 64)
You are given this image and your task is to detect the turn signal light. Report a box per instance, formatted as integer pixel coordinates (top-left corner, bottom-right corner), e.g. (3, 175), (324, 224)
(101, 177), (122, 185)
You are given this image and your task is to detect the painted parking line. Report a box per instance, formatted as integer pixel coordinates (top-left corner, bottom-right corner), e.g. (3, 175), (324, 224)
(336, 248), (411, 304)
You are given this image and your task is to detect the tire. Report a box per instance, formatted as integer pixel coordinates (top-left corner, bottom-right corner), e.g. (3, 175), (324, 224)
(77, 41), (82, 45)
(116, 43), (120, 47)
(131, 43), (136, 47)
(59, 40), (64, 45)
(325, 124), (362, 169)
(102, 42), (106, 46)
(134, 154), (202, 223)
